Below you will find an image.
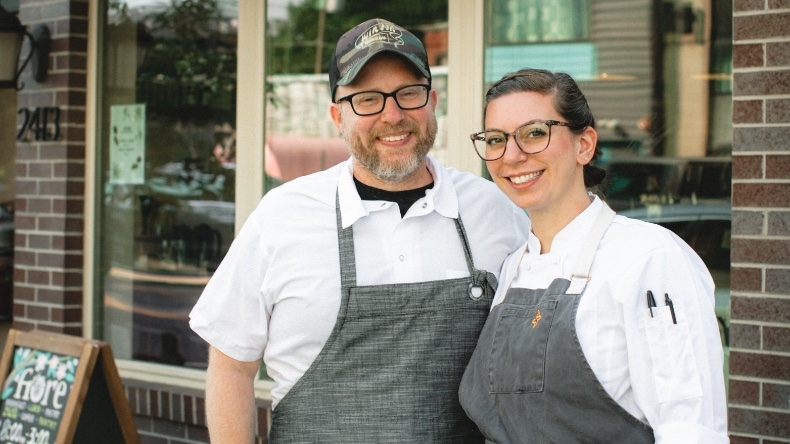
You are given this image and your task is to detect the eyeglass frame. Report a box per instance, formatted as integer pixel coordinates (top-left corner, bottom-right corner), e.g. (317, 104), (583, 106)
(334, 84), (431, 116)
(470, 119), (572, 161)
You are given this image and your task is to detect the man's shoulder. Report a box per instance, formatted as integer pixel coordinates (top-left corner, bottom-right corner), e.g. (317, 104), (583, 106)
(261, 162), (345, 208)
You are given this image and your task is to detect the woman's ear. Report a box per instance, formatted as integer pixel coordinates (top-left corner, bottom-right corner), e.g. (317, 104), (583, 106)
(577, 126), (598, 165)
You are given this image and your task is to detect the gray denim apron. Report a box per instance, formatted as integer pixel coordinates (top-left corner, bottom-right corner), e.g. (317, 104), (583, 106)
(269, 194), (496, 443)
(459, 204), (654, 443)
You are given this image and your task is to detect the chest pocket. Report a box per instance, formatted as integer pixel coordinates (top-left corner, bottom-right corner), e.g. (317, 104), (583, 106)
(489, 299), (558, 393)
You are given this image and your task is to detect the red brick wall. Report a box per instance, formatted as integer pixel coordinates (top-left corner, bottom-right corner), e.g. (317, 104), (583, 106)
(13, 0), (87, 336)
(730, 1), (790, 441)
(124, 381), (271, 443)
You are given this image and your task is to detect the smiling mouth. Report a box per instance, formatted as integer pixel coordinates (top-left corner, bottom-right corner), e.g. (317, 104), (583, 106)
(379, 133), (409, 142)
(509, 170), (543, 184)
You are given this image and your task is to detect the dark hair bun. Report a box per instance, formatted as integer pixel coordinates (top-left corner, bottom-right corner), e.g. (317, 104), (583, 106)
(583, 164), (607, 188)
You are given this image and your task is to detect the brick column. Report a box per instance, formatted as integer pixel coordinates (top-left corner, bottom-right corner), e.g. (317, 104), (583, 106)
(13, 0), (88, 336)
(729, 1), (790, 441)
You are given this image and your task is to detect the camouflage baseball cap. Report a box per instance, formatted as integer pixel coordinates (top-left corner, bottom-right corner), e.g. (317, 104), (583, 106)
(329, 18), (431, 100)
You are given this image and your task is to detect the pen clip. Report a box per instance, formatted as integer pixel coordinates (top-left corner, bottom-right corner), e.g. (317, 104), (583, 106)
(646, 290), (657, 317)
(665, 293), (677, 324)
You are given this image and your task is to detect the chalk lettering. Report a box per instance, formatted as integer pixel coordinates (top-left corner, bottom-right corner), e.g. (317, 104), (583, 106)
(13, 368), (35, 401)
(10, 368), (70, 408)
(2, 405), (19, 419)
(25, 426), (50, 444)
(36, 416), (57, 429)
(19, 412), (35, 423)
(3, 399), (27, 410)
(0, 418), (25, 443)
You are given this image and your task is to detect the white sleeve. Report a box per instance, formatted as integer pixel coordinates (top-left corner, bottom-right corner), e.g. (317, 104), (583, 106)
(189, 203), (272, 362)
(617, 243), (729, 443)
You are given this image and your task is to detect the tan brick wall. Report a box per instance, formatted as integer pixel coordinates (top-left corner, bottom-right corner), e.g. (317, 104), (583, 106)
(730, 0), (790, 441)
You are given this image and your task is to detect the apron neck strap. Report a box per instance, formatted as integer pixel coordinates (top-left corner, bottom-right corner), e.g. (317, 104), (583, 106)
(565, 202), (616, 295)
(335, 188), (477, 289)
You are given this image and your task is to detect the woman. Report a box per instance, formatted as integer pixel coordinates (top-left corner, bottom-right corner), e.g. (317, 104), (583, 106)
(459, 69), (728, 443)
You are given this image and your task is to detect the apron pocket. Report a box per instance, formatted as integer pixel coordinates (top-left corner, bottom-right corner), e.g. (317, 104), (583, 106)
(488, 299), (558, 393)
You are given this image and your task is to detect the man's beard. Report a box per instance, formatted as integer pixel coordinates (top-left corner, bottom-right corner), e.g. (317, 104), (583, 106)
(342, 115), (438, 183)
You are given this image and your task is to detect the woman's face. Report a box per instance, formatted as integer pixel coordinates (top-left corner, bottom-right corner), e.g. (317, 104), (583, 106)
(484, 91), (596, 216)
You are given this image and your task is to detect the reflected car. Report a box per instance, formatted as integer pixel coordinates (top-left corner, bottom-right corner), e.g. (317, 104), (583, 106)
(615, 202), (731, 346)
(599, 156), (731, 211)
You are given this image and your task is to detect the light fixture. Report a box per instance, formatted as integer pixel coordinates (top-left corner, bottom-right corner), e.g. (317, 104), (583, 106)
(0, 7), (50, 90)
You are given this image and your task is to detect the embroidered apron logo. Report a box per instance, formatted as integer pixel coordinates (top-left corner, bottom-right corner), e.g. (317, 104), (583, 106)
(355, 23), (404, 49)
(531, 309), (542, 328)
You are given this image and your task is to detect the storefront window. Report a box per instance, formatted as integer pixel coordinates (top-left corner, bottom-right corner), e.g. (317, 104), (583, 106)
(98, 0), (238, 368)
(95, 0), (451, 369)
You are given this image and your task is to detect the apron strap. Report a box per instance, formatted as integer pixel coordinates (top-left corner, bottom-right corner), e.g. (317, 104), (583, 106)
(335, 189), (479, 289)
(565, 202), (616, 295)
(453, 215), (478, 277)
(336, 191), (357, 289)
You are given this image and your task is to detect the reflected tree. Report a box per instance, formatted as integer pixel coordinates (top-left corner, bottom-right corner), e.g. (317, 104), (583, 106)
(268, 0), (448, 75)
(134, 0), (237, 122)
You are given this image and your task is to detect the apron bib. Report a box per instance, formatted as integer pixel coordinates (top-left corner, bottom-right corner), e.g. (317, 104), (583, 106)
(459, 204), (654, 443)
(270, 193), (496, 443)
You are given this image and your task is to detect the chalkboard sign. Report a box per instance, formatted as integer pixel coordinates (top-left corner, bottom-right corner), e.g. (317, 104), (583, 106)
(0, 329), (139, 444)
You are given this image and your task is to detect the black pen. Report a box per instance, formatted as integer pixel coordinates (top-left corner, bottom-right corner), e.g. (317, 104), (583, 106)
(646, 290), (657, 317)
(665, 293), (677, 324)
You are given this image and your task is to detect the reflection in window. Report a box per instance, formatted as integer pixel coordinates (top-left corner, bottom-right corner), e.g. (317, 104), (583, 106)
(99, 0), (238, 368)
(488, 0), (589, 44)
(485, 1), (732, 159)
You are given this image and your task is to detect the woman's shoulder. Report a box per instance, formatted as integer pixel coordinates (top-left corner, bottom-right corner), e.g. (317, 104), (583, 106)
(603, 214), (689, 255)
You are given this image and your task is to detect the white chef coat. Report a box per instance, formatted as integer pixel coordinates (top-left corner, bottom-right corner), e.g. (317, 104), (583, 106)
(190, 154), (530, 407)
(495, 195), (729, 443)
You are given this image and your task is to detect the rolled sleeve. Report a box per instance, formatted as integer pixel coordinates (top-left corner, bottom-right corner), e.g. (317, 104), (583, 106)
(189, 204), (271, 363)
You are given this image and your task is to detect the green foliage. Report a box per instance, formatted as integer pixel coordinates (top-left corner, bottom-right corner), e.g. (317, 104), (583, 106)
(131, 0), (237, 121)
(268, 0), (448, 75)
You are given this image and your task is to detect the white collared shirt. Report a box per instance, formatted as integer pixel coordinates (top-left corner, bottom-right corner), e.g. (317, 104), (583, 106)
(496, 196), (729, 443)
(190, 155), (530, 406)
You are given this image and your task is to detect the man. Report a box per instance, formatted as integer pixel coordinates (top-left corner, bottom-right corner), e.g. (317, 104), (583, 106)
(189, 18), (529, 442)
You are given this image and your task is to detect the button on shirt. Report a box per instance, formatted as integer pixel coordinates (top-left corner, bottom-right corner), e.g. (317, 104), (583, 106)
(190, 155), (530, 407)
(495, 196), (728, 443)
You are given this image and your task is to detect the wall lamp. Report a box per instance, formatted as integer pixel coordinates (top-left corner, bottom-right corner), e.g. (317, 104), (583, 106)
(0, 8), (50, 90)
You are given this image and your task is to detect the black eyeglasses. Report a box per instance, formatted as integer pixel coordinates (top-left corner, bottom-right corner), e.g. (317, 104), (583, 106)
(335, 84), (431, 116)
(470, 120), (571, 161)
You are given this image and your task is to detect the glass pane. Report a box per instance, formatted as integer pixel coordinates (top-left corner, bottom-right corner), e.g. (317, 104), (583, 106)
(99, 0), (238, 368)
(264, 0), (448, 188)
(488, 0), (589, 44)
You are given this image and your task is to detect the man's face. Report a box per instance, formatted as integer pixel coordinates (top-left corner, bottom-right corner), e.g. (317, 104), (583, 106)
(330, 54), (438, 190)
